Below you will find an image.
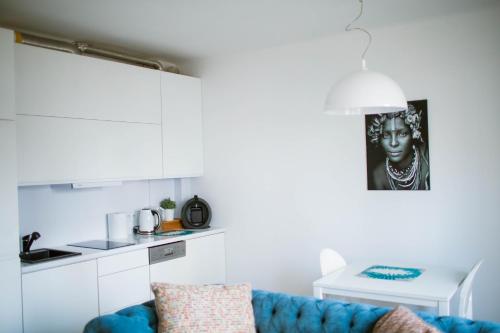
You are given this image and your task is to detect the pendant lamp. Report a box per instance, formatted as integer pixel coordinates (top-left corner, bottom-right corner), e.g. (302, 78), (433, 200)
(324, 0), (407, 115)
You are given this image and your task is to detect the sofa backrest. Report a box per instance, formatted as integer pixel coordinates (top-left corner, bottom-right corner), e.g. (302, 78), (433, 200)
(252, 290), (500, 333)
(83, 290), (500, 333)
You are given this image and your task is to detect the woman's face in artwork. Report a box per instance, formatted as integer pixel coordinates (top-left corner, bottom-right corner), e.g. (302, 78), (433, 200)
(380, 116), (413, 166)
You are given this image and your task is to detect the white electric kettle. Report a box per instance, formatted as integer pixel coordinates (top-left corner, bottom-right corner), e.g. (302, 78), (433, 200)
(138, 209), (161, 234)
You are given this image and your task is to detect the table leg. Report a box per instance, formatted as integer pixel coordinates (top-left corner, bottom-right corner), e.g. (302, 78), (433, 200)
(313, 287), (324, 300)
(438, 301), (450, 316)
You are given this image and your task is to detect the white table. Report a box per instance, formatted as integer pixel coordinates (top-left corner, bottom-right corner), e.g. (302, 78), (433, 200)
(313, 262), (466, 316)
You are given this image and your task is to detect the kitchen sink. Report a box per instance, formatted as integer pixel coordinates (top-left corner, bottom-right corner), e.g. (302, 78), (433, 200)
(20, 248), (82, 264)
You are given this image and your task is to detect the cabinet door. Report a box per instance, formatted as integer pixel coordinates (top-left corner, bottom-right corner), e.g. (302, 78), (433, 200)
(161, 73), (204, 178)
(22, 260), (98, 333)
(186, 233), (226, 284)
(0, 121), (19, 258)
(17, 115), (163, 185)
(0, 258), (22, 333)
(98, 266), (150, 314)
(150, 233), (226, 285)
(15, 44), (161, 124)
(97, 249), (149, 276)
(0, 28), (14, 120)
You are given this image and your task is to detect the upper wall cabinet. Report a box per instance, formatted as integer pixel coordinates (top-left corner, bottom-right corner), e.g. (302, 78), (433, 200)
(161, 72), (204, 178)
(14, 44), (204, 184)
(15, 44), (161, 124)
(0, 28), (15, 120)
(17, 115), (162, 185)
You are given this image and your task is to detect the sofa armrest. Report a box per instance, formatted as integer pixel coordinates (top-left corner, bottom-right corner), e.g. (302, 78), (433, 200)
(83, 301), (157, 333)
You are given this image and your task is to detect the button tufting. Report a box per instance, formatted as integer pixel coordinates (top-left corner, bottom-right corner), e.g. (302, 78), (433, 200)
(272, 308), (277, 315)
(321, 317), (326, 324)
(297, 311), (302, 319)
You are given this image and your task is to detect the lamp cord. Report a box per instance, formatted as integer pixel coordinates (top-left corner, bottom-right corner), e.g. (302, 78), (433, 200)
(345, 0), (372, 69)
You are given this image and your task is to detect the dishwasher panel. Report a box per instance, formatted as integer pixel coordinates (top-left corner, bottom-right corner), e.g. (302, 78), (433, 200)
(149, 241), (186, 264)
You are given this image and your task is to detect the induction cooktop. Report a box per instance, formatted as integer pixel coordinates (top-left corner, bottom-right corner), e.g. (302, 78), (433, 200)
(67, 240), (135, 250)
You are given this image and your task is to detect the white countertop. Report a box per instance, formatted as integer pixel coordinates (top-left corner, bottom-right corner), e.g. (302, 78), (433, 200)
(22, 228), (225, 274)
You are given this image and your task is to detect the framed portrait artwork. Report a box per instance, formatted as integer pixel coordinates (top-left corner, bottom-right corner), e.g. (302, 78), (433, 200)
(365, 100), (431, 191)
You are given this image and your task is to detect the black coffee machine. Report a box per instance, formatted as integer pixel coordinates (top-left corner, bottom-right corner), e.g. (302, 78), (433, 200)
(181, 195), (211, 229)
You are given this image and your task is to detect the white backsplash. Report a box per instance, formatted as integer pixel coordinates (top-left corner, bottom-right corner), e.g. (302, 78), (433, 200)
(18, 178), (193, 250)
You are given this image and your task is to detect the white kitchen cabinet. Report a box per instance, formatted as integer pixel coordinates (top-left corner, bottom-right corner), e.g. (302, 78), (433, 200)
(0, 123), (22, 333)
(97, 249), (150, 314)
(22, 260), (99, 333)
(0, 28), (22, 333)
(0, 258), (22, 333)
(0, 121), (20, 258)
(14, 44), (205, 183)
(0, 28), (14, 120)
(149, 233), (226, 286)
(97, 248), (149, 276)
(17, 115), (163, 185)
(98, 266), (150, 314)
(161, 72), (204, 178)
(15, 44), (161, 124)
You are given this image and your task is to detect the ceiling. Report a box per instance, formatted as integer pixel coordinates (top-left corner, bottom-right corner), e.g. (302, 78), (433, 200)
(0, 0), (497, 62)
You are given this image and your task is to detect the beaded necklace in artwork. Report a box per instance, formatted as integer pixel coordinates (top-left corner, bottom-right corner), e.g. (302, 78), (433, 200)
(385, 146), (420, 190)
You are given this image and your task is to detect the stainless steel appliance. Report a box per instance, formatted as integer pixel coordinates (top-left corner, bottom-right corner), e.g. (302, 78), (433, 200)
(149, 241), (186, 264)
(149, 241), (186, 285)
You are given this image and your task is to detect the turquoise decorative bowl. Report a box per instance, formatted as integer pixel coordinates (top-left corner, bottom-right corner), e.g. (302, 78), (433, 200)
(360, 265), (423, 281)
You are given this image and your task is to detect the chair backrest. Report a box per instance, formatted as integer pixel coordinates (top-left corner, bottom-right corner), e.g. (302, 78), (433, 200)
(458, 260), (483, 319)
(320, 248), (347, 277)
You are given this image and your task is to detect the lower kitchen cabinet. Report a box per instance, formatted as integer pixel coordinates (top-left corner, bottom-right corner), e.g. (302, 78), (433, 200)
(22, 260), (98, 333)
(0, 257), (22, 333)
(97, 249), (150, 314)
(98, 265), (150, 314)
(149, 233), (226, 286)
(20, 231), (226, 332)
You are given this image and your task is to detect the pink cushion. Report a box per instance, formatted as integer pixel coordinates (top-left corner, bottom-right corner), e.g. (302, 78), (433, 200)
(373, 306), (441, 333)
(151, 282), (256, 333)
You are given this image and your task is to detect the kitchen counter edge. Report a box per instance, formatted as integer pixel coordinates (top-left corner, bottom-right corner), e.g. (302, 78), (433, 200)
(21, 228), (226, 274)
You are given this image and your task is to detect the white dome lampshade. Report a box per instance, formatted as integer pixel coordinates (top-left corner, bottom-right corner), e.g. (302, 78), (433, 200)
(324, 68), (408, 115)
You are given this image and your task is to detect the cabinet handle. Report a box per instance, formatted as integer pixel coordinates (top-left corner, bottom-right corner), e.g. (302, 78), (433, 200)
(163, 248), (174, 256)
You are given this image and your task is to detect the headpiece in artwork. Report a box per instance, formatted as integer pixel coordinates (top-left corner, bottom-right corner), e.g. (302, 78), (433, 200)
(367, 105), (423, 145)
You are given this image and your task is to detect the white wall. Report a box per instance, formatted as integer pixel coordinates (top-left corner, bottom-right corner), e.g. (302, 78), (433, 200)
(18, 178), (192, 248)
(183, 5), (500, 321)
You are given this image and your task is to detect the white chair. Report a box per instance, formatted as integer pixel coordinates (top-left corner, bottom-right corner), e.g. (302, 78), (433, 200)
(458, 260), (483, 319)
(320, 248), (347, 277)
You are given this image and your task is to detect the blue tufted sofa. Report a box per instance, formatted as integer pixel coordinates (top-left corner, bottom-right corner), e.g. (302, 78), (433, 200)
(84, 290), (500, 333)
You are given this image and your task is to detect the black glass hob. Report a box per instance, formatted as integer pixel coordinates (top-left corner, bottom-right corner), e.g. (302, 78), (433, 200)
(67, 240), (135, 250)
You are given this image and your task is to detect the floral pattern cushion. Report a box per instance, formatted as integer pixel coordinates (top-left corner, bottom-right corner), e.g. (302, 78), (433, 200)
(151, 282), (256, 333)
